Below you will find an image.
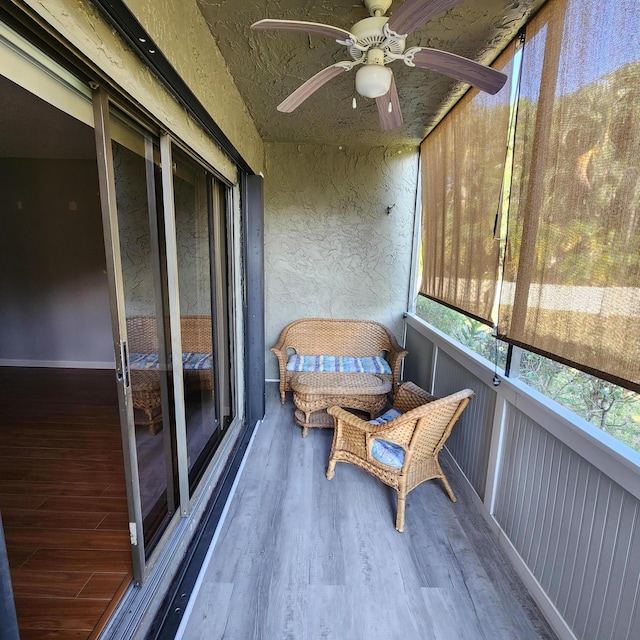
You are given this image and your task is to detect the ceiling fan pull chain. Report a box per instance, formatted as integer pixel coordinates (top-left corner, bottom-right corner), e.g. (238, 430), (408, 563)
(388, 101), (393, 113)
(352, 96), (357, 109)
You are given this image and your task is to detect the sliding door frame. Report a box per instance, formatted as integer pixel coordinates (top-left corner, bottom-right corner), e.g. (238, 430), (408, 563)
(93, 88), (147, 581)
(165, 136), (237, 494)
(158, 134), (191, 515)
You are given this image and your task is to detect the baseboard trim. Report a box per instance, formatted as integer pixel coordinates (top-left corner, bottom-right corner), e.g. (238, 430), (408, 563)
(0, 359), (115, 369)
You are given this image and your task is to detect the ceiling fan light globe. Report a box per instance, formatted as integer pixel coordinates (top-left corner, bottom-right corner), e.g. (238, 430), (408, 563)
(355, 65), (392, 99)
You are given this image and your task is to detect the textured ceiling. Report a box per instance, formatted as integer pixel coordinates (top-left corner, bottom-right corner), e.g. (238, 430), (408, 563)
(196, 0), (545, 146)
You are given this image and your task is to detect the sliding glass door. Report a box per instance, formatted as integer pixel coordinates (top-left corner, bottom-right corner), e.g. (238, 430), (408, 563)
(94, 95), (178, 575)
(94, 91), (235, 580)
(170, 144), (234, 492)
(111, 109), (178, 551)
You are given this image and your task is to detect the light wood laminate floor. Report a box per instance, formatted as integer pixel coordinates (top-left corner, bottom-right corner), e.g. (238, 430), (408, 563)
(179, 383), (557, 640)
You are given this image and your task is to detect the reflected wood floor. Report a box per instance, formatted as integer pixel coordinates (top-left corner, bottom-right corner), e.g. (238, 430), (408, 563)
(0, 368), (132, 640)
(180, 382), (557, 640)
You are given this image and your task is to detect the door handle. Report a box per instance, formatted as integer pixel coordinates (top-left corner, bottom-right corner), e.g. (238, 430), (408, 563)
(116, 339), (131, 389)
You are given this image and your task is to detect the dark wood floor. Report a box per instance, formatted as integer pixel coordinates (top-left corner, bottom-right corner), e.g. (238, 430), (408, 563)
(179, 383), (557, 640)
(0, 368), (132, 640)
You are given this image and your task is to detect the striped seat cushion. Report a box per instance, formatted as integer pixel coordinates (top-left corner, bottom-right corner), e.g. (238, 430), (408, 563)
(371, 438), (405, 469)
(130, 352), (213, 370)
(286, 354), (391, 375)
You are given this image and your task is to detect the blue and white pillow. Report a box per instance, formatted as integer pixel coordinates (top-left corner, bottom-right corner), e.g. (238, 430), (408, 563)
(181, 352), (213, 370)
(369, 408), (404, 468)
(371, 438), (405, 468)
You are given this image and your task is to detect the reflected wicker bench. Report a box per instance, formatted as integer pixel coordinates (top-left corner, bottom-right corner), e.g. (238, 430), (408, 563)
(127, 315), (213, 433)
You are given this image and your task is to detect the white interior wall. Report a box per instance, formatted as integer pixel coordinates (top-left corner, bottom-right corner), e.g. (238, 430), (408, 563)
(263, 142), (420, 379)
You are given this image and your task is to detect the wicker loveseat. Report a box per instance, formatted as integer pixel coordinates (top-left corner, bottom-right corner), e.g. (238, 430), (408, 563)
(271, 318), (408, 404)
(126, 315), (214, 433)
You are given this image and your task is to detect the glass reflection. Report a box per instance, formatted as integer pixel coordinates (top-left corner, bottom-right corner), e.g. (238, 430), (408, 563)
(110, 111), (176, 551)
(171, 146), (223, 488)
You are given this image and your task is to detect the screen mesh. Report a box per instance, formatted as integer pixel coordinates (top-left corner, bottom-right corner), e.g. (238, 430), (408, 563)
(498, 0), (640, 392)
(419, 43), (516, 326)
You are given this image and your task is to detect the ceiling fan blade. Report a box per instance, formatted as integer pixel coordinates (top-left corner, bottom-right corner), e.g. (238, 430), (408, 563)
(409, 47), (508, 94)
(277, 64), (349, 113)
(251, 19), (355, 43)
(376, 75), (403, 130)
(386, 0), (465, 37)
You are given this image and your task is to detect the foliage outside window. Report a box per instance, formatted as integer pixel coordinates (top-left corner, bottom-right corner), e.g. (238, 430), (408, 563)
(415, 296), (508, 370)
(416, 0), (640, 455)
(497, 0), (640, 393)
(416, 296), (640, 454)
(517, 351), (640, 453)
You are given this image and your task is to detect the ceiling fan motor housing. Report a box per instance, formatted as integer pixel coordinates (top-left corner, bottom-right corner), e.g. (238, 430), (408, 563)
(348, 17), (406, 61)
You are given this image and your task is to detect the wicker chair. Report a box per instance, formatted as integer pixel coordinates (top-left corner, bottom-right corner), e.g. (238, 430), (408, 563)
(326, 382), (474, 532)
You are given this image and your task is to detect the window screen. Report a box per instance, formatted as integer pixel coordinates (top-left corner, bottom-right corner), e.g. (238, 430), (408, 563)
(419, 42), (516, 326)
(498, 0), (640, 392)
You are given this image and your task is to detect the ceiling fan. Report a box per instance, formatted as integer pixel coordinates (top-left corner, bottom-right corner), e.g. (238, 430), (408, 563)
(251, 0), (508, 130)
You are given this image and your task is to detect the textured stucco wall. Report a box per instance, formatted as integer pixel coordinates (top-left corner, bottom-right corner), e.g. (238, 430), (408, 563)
(22, 0), (264, 178)
(174, 170), (213, 316)
(264, 142), (419, 379)
(114, 143), (214, 317)
(124, 0), (263, 173)
(112, 142), (155, 316)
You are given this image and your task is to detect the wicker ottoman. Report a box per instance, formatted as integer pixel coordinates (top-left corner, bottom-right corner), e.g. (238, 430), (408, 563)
(289, 372), (392, 437)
